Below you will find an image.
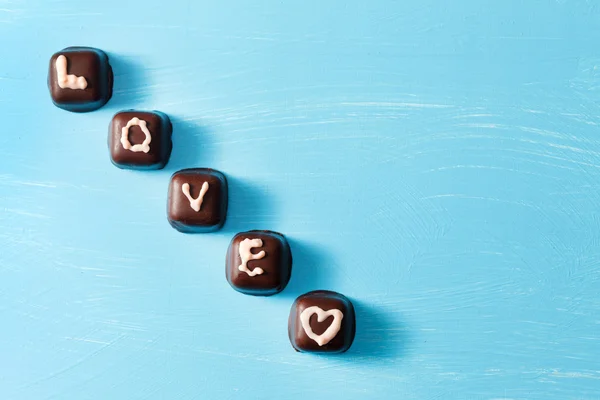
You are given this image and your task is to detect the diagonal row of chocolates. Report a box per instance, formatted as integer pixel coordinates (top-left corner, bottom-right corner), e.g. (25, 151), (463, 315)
(47, 46), (356, 354)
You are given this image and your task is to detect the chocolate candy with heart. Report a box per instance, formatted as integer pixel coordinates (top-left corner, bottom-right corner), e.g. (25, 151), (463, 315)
(48, 47), (113, 112)
(226, 231), (292, 296)
(288, 290), (356, 353)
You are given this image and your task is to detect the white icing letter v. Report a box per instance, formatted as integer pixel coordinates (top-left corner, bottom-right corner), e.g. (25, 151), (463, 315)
(182, 182), (209, 212)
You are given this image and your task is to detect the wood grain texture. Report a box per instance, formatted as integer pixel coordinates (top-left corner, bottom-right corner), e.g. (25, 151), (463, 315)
(1, 0), (600, 399)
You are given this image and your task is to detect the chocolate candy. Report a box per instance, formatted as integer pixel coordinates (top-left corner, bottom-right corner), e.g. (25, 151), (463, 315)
(48, 47), (113, 112)
(167, 168), (228, 233)
(109, 111), (173, 170)
(288, 290), (356, 353)
(226, 231), (292, 296)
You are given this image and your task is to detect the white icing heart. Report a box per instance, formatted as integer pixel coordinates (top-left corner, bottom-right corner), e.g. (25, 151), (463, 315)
(300, 306), (344, 346)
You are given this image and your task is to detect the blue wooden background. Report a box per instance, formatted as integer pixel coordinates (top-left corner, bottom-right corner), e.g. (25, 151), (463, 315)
(2, 1), (600, 399)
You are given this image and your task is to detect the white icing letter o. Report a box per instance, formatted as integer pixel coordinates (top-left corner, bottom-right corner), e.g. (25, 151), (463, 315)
(121, 117), (152, 153)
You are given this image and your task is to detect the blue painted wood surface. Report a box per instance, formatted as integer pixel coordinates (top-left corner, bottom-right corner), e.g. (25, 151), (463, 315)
(1, 1), (600, 399)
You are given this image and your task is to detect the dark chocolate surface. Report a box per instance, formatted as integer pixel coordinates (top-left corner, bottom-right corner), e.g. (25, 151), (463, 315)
(288, 290), (356, 353)
(167, 168), (228, 233)
(109, 111), (172, 170)
(226, 231), (292, 296)
(48, 47), (113, 112)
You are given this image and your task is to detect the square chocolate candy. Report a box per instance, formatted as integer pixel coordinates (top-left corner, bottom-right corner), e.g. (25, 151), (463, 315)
(288, 291), (356, 353)
(109, 111), (173, 170)
(167, 168), (228, 233)
(48, 47), (113, 112)
(226, 231), (293, 296)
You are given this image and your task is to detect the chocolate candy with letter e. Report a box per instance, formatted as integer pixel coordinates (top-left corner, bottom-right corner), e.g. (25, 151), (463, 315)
(226, 231), (292, 296)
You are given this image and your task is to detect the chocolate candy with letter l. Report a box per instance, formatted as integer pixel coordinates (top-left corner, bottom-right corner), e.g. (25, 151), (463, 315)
(48, 47), (113, 112)
(288, 290), (356, 353)
(226, 230), (292, 296)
